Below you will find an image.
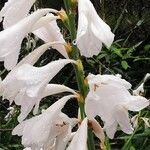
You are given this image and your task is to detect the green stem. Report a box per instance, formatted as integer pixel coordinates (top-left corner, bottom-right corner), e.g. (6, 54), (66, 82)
(121, 128), (137, 150)
(63, 1), (95, 149)
(88, 128), (96, 150)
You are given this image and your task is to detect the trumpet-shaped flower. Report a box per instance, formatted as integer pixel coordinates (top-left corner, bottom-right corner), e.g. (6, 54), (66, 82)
(12, 95), (78, 150)
(33, 14), (68, 58)
(0, 0), (36, 28)
(0, 9), (56, 70)
(0, 59), (75, 122)
(76, 0), (114, 57)
(1, 42), (74, 122)
(0, 42), (62, 101)
(85, 74), (149, 139)
(17, 83), (76, 122)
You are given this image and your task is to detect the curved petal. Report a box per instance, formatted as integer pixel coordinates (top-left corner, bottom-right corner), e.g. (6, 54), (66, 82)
(0, 0), (36, 28)
(77, 0), (114, 57)
(67, 118), (88, 150)
(33, 14), (68, 58)
(17, 43), (52, 67)
(91, 18), (114, 48)
(42, 84), (76, 97)
(126, 96), (149, 111)
(12, 95), (76, 148)
(113, 105), (134, 134)
(0, 9), (52, 70)
(90, 119), (105, 143)
(104, 121), (118, 139)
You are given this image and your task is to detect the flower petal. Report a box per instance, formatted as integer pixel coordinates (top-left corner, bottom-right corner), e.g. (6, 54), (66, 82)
(67, 118), (88, 150)
(104, 121), (118, 139)
(0, 9), (52, 70)
(33, 14), (68, 58)
(90, 119), (105, 143)
(42, 84), (76, 98)
(126, 96), (149, 111)
(17, 42), (52, 67)
(113, 105), (134, 134)
(0, 0), (36, 28)
(76, 0), (114, 57)
(12, 95), (76, 148)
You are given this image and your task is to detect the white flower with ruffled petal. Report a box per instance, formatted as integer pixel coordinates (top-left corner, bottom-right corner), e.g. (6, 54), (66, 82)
(85, 74), (149, 139)
(12, 95), (78, 150)
(0, 9), (57, 70)
(0, 0), (36, 28)
(76, 0), (114, 57)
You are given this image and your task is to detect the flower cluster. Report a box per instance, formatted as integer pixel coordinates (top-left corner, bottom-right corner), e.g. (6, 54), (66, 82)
(0, 0), (149, 149)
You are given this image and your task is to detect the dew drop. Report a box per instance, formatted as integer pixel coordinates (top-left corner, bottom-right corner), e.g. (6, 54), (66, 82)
(72, 39), (77, 45)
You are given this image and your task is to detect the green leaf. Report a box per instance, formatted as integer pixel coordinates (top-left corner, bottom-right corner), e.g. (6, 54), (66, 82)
(97, 53), (107, 60)
(144, 44), (150, 51)
(130, 146), (136, 150)
(121, 61), (130, 70)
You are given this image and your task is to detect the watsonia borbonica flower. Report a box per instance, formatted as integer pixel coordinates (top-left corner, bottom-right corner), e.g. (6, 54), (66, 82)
(76, 0), (114, 57)
(85, 74), (149, 138)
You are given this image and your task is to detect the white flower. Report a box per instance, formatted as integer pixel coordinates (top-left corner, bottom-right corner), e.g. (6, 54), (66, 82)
(67, 118), (88, 150)
(85, 74), (149, 139)
(17, 83), (76, 122)
(12, 95), (78, 150)
(0, 58), (75, 122)
(0, 9), (57, 70)
(33, 14), (68, 58)
(0, 0), (36, 28)
(0, 42), (62, 100)
(76, 0), (114, 57)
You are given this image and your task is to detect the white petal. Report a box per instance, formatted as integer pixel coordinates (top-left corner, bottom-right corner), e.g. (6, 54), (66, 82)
(33, 14), (68, 58)
(90, 119), (105, 143)
(42, 84), (76, 97)
(104, 121), (118, 139)
(67, 118), (88, 150)
(0, 9), (52, 70)
(31, 14), (58, 31)
(4, 49), (19, 70)
(133, 83), (144, 96)
(0, 0), (36, 28)
(126, 96), (149, 111)
(76, 0), (114, 57)
(16, 59), (75, 87)
(91, 16), (114, 48)
(113, 105), (134, 134)
(12, 95), (75, 148)
(33, 83), (76, 115)
(17, 43), (52, 67)
(77, 26), (102, 57)
(23, 148), (31, 150)
(1, 59), (75, 116)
